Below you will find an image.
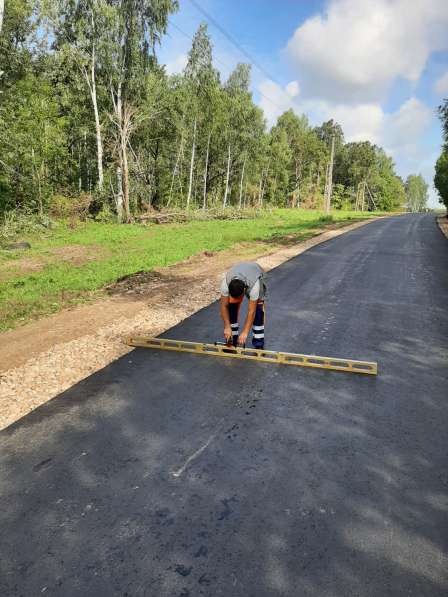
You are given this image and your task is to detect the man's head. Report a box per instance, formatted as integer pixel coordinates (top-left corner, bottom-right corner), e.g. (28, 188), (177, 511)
(228, 278), (246, 299)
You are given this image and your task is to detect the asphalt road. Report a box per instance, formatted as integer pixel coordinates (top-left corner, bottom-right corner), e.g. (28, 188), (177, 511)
(1, 214), (447, 597)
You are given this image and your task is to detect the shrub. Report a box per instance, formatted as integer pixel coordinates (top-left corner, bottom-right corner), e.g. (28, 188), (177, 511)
(49, 193), (92, 221)
(95, 203), (117, 223)
(0, 210), (54, 242)
(318, 214), (334, 224)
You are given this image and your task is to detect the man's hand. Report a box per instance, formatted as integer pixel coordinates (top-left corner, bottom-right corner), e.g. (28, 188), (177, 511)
(224, 325), (232, 343)
(238, 331), (248, 346)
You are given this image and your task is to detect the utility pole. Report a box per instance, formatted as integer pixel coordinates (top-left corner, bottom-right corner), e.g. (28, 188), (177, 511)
(324, 135), (335, 214)
(355, 182), (361, 210)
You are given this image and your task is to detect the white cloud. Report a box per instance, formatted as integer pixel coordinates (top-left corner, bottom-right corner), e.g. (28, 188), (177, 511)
(328, 97), (438, 206)
(381, 100), (436, 204)
(282, 0), (442, 204)
(383, 98), (432, 151)
(286, 0), (448, 102)
(286, 81), (300, 97)
(308, 97), (431, 151)
(258, 80), (301, 126)
(165, 53), (188, 75)
(258, 83), (431, 151)
(330, 103), (384, 143)
(434, 71), (448, 96)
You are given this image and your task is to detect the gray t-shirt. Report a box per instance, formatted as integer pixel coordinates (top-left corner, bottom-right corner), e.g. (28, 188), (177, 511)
(220, 277), (261, 300)
(220, 261), (265, 300)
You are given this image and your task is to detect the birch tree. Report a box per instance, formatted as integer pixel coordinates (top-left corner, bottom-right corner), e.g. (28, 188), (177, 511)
(103, 0), (178, 220)
(184, 23), (218, 208)
(46, 0), (108, 190)
(223, 63), (263, 207)
(405, 174), (428, 212)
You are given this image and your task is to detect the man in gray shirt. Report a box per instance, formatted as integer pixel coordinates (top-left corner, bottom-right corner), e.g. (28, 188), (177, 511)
(220, 262), (266, 349)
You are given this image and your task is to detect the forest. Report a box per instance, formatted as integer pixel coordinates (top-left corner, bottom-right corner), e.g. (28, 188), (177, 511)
(0, 0), (430, 225)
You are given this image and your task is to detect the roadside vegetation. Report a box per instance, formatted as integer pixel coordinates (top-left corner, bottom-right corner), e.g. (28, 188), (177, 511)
(0, 209), (384, 331)
(1, 0), (424, 225)
(435, 100), (448, 215)
(0, 1), (428, 332)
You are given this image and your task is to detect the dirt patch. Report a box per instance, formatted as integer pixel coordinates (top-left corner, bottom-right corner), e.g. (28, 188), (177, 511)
(0, 217), (382, 430)
(105, 245), (267, 299)
(437, 215), (448, 239)
(0, 244), (105, 283)
(50, 244), (106, 265)
(0, 257), (44, 280)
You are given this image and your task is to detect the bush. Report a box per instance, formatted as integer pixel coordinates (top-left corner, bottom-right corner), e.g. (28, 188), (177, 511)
(49, 193), (92, 221)
(318, 214), (334, 224)
(95, 203), (117, 223)
(48, 194), (72, 218)
(0, 210), (55, 242)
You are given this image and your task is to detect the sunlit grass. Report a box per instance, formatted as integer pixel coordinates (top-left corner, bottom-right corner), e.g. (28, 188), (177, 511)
(0, 209), (383, 331)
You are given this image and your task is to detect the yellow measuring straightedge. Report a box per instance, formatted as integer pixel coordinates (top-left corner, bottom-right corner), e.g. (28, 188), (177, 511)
(126, 336), (378, 376)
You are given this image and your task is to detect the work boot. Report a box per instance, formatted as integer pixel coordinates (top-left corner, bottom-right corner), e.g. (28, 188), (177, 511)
(252, 338), (264, 350)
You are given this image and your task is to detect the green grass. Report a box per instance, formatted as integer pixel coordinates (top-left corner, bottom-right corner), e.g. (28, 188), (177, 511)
(0, 209), (384, 331)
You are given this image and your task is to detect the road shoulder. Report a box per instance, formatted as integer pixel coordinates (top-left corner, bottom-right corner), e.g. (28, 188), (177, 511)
(437, 214), (448, 239)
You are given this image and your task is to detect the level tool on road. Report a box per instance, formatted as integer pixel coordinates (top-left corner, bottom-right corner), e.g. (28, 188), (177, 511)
(126, 336), (378, 375)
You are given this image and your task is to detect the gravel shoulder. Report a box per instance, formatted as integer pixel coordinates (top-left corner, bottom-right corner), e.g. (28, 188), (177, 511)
(0, 217), (381, 430)
(437, 214), (448, 238)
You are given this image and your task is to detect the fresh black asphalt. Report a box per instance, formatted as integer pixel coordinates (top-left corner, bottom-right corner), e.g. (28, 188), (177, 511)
(1, 214), (447, 596)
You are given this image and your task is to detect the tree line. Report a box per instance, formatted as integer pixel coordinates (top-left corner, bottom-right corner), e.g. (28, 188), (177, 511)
(1, 0), (425, 222)
(435, 99), (448, 213)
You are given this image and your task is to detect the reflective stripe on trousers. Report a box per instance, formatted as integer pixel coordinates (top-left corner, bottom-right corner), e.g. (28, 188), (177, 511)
(252, 301), (265, 348)
(228, 296), (265, 348)
(228, 297), (242, 346)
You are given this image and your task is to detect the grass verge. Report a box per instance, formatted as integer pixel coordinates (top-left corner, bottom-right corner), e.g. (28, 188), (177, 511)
(0, 209), (384, 331)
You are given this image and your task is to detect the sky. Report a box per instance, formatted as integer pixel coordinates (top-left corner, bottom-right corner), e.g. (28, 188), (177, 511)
(158, 0), (448, 207)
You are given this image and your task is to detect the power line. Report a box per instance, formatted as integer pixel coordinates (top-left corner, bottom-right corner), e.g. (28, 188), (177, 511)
(187, 0), (289, 93)
(167, 19), (290, 115)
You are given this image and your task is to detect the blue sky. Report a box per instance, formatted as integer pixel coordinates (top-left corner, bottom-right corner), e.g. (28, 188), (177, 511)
(158, 0), (448, 206)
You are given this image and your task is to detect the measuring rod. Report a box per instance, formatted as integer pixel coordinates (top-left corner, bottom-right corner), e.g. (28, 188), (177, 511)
(126, 336), (378, 375)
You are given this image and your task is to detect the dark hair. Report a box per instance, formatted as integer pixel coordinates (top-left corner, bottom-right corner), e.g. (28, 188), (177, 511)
(228, 278), (246, 298)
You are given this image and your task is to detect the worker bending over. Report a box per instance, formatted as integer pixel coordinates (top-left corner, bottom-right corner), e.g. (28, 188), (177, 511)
(220, 262), (266, 349)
